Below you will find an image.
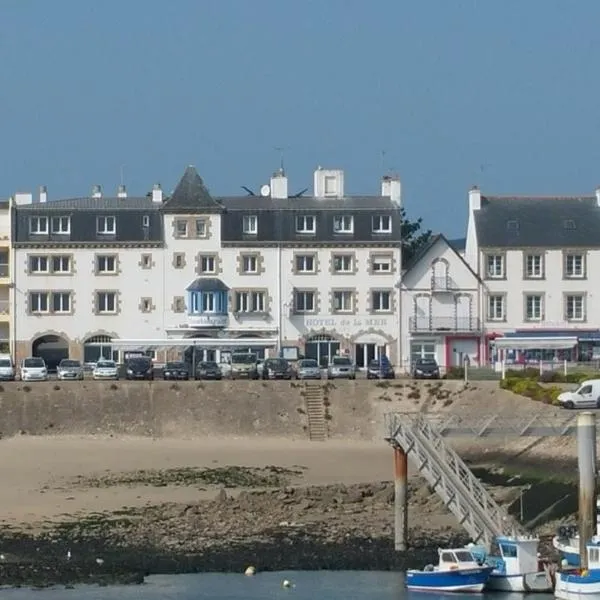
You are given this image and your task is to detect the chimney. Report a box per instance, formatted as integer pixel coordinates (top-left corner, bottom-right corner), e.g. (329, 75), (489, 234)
(596, 187), (600, 207)
(92, 184), (102, 199)
(314, 167), (344, 198)
(117, 184), (127, 198)
(151, 183), (163, 203)
(381, 175), (401, 206)
(270, 168), (288, 199)
(469, 185), (481, 211)
(39, 185), (48, 203)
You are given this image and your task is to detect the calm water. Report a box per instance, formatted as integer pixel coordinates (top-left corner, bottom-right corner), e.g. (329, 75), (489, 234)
(0, 572), (554, 600)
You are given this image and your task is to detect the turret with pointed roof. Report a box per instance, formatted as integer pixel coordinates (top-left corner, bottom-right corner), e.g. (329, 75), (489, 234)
(160, 165), (224, 214)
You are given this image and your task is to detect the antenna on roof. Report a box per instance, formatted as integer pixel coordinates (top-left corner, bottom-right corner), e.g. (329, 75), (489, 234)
(120, 165), (125, 186)
(241, 186), (256, 196)
(275, 146), (286, 173)
(290, 188), (308, 198)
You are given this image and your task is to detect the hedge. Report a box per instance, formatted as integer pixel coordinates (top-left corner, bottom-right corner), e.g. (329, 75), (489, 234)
(505, 368), (597, 384)
(500, 377), (563, 405)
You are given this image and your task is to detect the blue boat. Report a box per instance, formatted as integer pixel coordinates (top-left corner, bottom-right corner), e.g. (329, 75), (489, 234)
(553, 500), (600, 567)
(555, 542), (600, 600)
(406, 547), (494, 593)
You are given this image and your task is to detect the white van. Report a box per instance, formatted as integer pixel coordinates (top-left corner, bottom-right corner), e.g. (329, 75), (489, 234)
(0, 354), (15, 381)
(557, 379), (600, 409)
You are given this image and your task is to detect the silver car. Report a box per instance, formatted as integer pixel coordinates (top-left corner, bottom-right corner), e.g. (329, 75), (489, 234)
(326, 356), (356, 380)
(296, 358), (322, 380)
(57, 359), (84, 380)
(93, 360), (119, 380)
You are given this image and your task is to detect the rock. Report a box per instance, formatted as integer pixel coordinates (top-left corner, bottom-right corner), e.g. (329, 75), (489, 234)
(215, 488), (228, 503)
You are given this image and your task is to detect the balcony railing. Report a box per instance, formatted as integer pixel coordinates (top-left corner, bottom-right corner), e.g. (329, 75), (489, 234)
(409, 316), (481, 333)
(431, 276), (456, 293)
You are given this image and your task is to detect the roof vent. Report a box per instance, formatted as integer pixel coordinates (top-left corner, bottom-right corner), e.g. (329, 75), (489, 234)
(506, 219), (519, 231)
(563, 219), (576, 230)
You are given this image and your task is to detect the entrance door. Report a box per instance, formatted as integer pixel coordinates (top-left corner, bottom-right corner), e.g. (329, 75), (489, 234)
(354, 343), (382, 369)
(305, 335), (340, 368)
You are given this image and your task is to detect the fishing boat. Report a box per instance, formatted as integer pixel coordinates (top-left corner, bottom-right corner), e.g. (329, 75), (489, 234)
(467, 536), (553, 593)
(553, 500), (600, 566)
(406, 547), (494, 593)
(555, 542), (600, 600)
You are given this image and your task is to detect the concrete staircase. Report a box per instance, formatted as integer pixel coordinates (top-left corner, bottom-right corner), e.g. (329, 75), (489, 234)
(304, 383), (327, 442)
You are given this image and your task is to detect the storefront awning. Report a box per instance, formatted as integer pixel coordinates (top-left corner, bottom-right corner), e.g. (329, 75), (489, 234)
(110, 338), (278, 351)
(492, 336), (578, 350)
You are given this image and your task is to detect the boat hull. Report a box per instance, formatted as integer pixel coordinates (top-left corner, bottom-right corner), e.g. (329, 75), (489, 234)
(555, 569), (600, 600)
(553, 536), (581, 567)
(406, 567), (492, 593)
(487, 571), (553, 593)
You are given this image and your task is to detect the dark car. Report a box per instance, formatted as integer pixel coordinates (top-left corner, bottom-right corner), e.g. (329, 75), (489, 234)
(367, 358), (396, 379)
(195, 361), (222, 380)
(125, 357), (154, 380)
(163, 361), (189, 380)
(262, 358), (294, 380)
(412, 358), (440, 379)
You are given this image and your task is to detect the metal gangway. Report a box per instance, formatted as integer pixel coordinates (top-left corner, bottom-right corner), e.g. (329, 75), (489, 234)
(384, 411), (579, 549)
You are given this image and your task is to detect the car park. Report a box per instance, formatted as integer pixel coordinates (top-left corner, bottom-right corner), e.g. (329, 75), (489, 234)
(296, 358), (322, 380)
(367, 357), (395, 379)
(57, 359), (84, 381)
(326, 356), (356, 380)
(125, 356), (154, 380)
(162, 361), (189, 380)
(412, 358), (440, 379)
(557, 379), (600, 409)
(0, 354), (15, 381)
(20, 357), (48, 382)
(92, 360), (119, 380)
(262, 358), (294, 380)
(195, 361), (222, 380)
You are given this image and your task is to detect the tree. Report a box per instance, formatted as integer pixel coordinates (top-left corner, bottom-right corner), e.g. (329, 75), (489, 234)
(400, 207), (432, 267)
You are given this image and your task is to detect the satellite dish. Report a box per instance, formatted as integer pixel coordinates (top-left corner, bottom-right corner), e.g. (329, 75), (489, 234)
(260, 184), (271, 197)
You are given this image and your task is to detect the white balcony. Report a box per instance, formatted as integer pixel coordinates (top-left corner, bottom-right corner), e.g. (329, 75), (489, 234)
(187, 314), (229, 328)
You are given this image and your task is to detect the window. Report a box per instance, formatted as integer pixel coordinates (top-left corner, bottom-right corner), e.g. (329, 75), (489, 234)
(141, 254), (152, 269)
(51, 216), (70, 234)
(174, 253), (185, 268)
(372, 215), (391, 233)
(333, 215), (353, 234)
(97, 216), (116, 235)
(525, 254), (543, 279)
(173, 297), (185, 312)
(333, 290), (353, 313)
(333, 254), (353, 273)
(142, 215), (150, 228)
(565, 254), (585, 278)
(29, 256), (48, 273)
(486, 254), (504, 278)
(295, 290), (315, 313)
(296, 215), (316, 233)
(371, 290), (391, 312)
(235, 291), (266, 313)
(195, 219), (207, 237)
(565, 294), (585, 321)
(52, 292), (71, 313)
(242, 255), (258, 273)
(372, 255), (392, 273)
(29, 216), (48, 235)
(52, 255), (71, 273)
(29, 292), (49, 313)
(525, 294), (543, 321)
(199, 255), (216, 273)
(295, 254), (315, 273)
(96, 255), (117, 274)
(96, 291), (117, 314)
(175, 219), (188, 237)
(141, 298), (152, 313)
(324, 175), (337, 195)
(487, 295), (505, 321)
(243, 215), (258, 234)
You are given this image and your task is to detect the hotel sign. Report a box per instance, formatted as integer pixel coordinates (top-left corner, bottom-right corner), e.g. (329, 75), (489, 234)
(187, 315), (229, 328)
(300, 315), (392, 335)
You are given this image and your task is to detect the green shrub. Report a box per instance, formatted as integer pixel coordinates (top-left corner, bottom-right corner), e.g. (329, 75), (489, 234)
(504, 368), (597, 384)
(501, 376), (562, 405)
(444, 367), (465, 380)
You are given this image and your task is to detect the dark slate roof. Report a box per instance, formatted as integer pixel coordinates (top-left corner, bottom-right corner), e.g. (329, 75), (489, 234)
(474, 196), (600, 248)
(448, 237), (466, 251)
(161, 166), (224, 214)
(15, 197), (159, 211)
(219, 195), (394, 211)
(186, 277), (229, 292)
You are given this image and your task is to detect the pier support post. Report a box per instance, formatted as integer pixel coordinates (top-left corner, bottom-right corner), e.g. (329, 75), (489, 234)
(577, 411), (597, 570)
(394, 445), (408, 551)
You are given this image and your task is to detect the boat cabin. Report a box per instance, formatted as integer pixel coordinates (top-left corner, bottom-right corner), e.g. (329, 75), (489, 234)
(437, 548), (480, 571)
(492, 536), (540, 576)
(586, 544), (600, 569)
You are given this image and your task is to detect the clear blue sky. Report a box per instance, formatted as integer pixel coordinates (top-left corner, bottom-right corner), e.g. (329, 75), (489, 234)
(1, 0), (599, 237)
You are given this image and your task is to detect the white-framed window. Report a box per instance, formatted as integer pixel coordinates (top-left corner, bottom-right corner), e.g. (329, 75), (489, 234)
(29, 256), (49, 273)
(175, 219), (187, 237)
(141, 298), (152, 313)
(141, 254), (152, 269)
(199, 255), (216, 273)
(243, 215), (258, 235)
(487, 294), (505, 321)
(142, 215), (150, 228)
(371, 290), (391, 312)
(29, 216), (48, 235)
(174, 253), (185, 268)
(295, 254), (315, 273)
(52, 292), (71, 313)
(486, 254), (504, 278)
(332, 254), (353, 273)
(51, 216), (70, 234)
(96, 255), (117, 274)
(324, 175), (337, 195)
(29, 292), (49, 313)
(96, 291), (117, 314)
(333, 215), (353, 234)
(235, 291), (266, 313)
(525, 294), (543, 321)
(564, 254), (585, 278)
(525, 254), (543, 278)
(294, 290), (315, 313)
(372, 215), (392, 233)
(333, 290), (353, 313)
(201, 292), (216, 312)
(195, 219), (207, 237)
(242, 255), (258, 273)
(296, 215), (316, 234)
(565, 294), (585, 321)
(97, 216), (116, 235)
(52, 255), (71, 273)
(372, 255), (392, 273)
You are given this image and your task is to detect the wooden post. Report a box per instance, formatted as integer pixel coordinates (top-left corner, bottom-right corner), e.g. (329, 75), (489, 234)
(394, 445), (408, 551)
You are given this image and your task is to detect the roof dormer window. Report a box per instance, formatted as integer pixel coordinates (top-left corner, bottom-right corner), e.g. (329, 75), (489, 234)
(97, 215), (116, 235)
(333, 215), (353, 234)
(51, 216), (70, 234)
(243, 215), (258, 235)
(29, 216), (48, 235)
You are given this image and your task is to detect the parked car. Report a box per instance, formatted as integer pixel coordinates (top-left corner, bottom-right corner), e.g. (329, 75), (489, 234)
(92, 360), (119, 380)
(163, 361), (189, 380)
(230, 352), (259, 380)
(296, 358), (322, 380)
(57, 359), (84, 381)
(195, 361), (222, 380)
(0, 354), (15, 381)
(557, 379), (600, 409)
(326, 356), (356, 380)
(125, 357), (154, 380)
(20, 357), (48, 382)
(256, 359), (265, 378)
(412, 358), (440, 379)
(262, 358), (294, 380)
(367, 357), (395, 379)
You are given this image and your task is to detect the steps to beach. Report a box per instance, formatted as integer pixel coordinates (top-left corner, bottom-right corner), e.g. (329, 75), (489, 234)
(304, 383), (327, 442)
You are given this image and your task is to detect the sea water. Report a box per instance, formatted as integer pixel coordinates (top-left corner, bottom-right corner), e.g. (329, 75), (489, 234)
(0, 571), (554, 600)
